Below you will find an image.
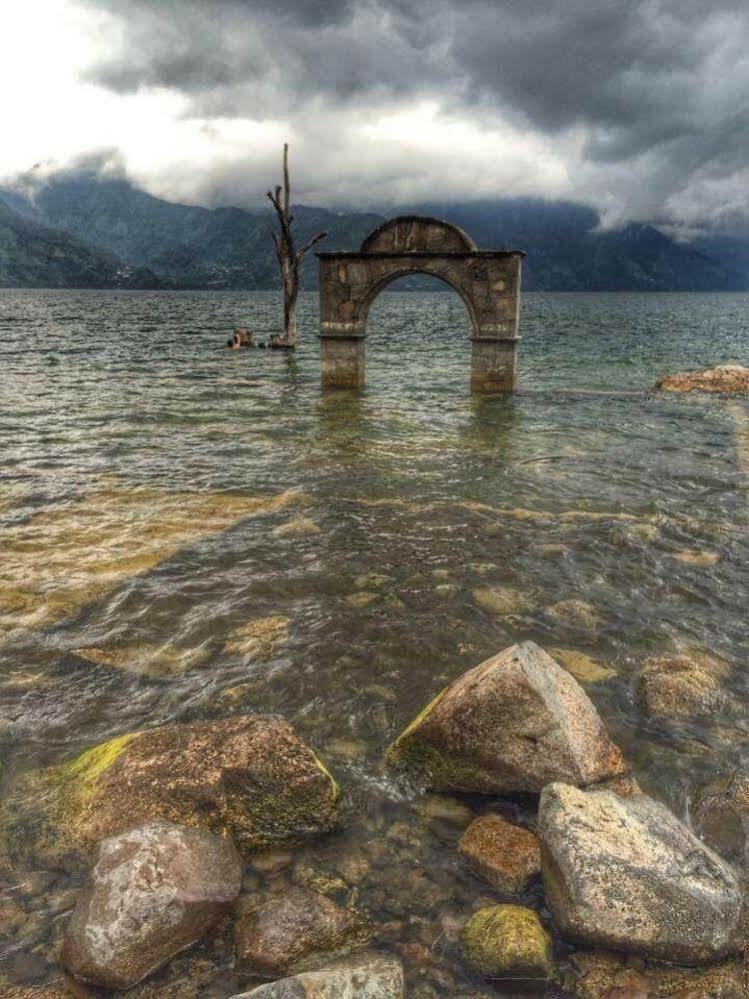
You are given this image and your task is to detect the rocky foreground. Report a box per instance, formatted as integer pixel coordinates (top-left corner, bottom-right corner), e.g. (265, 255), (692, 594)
(3, 641), (747, 997)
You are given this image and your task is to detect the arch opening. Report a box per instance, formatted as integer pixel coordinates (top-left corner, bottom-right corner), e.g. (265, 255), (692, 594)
(358, 268), (479, 339)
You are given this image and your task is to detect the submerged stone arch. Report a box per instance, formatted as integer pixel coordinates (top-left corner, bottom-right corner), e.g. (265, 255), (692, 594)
(317, 215), (524, 393)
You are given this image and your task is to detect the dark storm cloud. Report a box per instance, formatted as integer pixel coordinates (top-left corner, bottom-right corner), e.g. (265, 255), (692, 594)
(76, 0), (749, 229)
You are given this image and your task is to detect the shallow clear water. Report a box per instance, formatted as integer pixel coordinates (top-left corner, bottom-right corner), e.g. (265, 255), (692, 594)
(0, 288), (747, 995)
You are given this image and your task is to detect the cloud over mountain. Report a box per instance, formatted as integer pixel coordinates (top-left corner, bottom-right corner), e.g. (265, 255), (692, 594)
(5, 1), (749, 232)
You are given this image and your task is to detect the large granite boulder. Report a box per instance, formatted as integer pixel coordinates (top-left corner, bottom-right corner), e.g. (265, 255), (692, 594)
(61, 820), (242, 989)
(539, 783), (744, 964)
(386, 642), (625, 794)
(5, 715), (340, 865)
(230, 950), (405, 997)
(656, 364), (749, 393)
(234, 886), (370, 977)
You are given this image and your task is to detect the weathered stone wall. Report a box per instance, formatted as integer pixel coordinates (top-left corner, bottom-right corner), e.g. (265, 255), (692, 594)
(317, 216), (524, 393)
(361, 216), (477, 254)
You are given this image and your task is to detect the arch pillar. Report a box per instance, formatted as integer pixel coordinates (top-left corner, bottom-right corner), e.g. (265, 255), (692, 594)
(317, 216), (524, 394)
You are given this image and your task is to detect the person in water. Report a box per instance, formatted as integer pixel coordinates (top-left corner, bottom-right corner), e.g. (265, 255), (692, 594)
(227, 331), (243, 349)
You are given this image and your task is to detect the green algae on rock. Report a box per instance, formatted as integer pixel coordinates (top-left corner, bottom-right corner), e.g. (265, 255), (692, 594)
(461, 904), (552, 980)
(386, 641), (625, 794)
(4, 716), (340, 866)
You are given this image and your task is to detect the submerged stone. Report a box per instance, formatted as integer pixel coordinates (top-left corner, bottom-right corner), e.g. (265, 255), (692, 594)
(472, 586), (532, 616)
(231, 950), (405, 998)
(546, 599), (602, 632)
(0, 483), (306, 635)
(234, 886), (370, 977)
(223, 615), (291, 660)
(461, 905), (552, 980)
(5, 715), (339, 865)
(273, 516), (321, 538)
(549, 648), (616, 684)
(458, 815), (540, 894)
(386, 642), (625, 794)
(572, 949), (747, 999)
(76, 642), (209, 677)
(539, 782), (744, 964)
(636, 655), (741, 721)
(62, 820), (242, 989)
(694, 772), (749, 864)
(656, 364), (749, 393)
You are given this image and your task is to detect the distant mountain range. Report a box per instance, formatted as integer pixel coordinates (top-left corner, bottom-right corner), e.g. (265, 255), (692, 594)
(1, 174), (747, 292)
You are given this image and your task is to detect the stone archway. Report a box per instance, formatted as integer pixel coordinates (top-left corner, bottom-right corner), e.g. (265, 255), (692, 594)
(317, 215), (524, 392)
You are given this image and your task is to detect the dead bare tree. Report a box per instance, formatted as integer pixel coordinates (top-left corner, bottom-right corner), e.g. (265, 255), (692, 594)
(267, 144), (327, 348)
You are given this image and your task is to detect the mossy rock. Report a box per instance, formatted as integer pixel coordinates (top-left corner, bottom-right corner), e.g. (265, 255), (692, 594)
(461, 904), (552, 979)
(2, 716), (340, 867)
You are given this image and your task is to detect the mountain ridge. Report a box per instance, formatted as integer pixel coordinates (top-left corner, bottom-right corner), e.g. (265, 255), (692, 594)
(1, 176), (747, 292)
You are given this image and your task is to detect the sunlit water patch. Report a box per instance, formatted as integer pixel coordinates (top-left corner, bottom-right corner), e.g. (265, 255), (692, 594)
(0, 287), (747, 995)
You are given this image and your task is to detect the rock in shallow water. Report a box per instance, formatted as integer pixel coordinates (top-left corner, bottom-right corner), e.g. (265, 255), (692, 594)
(461, 904), (552, 980)
(539, 783), (744, 964)
(5, 715), (340, 866)
(386, 641), (625, 794)
(636, 655), (741, 721)
(655, 364), (749, 393)
(234, 886), (371, 977)
(230, 950), (405, 997)
(61, 820), (242, 989)
(458, 815), (540, 894)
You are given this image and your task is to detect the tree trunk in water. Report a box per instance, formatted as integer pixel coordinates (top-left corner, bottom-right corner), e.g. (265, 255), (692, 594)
(267, 145), (326, 349)
(284, 280), (298, 346)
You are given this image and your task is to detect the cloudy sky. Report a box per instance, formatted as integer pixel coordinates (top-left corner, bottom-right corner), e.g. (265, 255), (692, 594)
(3, 0), (749, 232)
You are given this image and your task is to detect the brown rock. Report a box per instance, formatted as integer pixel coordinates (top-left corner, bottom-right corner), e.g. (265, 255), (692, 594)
(14, 715), (340, 864)
(234, 886), (370, 977)
(458, 815), (540, 894)
(61, 820), (242, 990)
(387, 641), (625, 794)
(656, 364), (749, 393)
(573, 949), (746, 998)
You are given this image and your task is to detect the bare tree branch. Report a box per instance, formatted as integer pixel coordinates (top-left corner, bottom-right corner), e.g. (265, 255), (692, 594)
(297, 230), (328, 262)
(266, 144), (327, 347)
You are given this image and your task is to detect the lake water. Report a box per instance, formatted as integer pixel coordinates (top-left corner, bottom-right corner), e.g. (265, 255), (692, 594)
(0, 288), (747, 996)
